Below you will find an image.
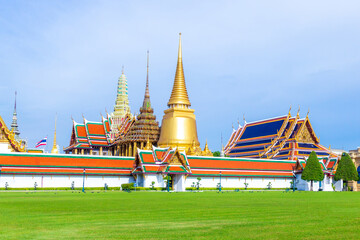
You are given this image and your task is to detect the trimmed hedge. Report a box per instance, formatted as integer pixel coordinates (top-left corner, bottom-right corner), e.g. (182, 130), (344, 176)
(121, 183), (134, 190)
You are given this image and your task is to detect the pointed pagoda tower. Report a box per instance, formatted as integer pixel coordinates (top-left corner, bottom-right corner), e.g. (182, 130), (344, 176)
(110, 67), (131, 139)
(51, 115), (59, 154)
(158, 33), (200, 152)
(11, 91), (20, 141)
(120, 51), (160, 156)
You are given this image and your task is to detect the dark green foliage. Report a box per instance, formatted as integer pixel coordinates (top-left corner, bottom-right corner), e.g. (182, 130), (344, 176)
(334, 152), (359, 182)
(213, 151), (220, 157)
(121, 183), (134, 190)
(301, 151), (324, 182)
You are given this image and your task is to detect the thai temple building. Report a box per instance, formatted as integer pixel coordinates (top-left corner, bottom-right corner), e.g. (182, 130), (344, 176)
(0, 115), (25, 153)
(63, 113), (135, 155)
(157, 33), (202, 153)
(110, 67), (132, 140)
(0, 92), (26, 153)
(224, 109), (338, 160)
(110, 51), (161, 157)
(0, 34), (346, 191)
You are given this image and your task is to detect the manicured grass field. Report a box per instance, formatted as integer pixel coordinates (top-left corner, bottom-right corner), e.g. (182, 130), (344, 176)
(0, 191), (359, 239)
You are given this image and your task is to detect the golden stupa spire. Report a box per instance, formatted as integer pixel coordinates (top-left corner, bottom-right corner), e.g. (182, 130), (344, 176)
(167, 33), (191, 107)
(51, 114), (59, 154)
(158, 34), (200, 152)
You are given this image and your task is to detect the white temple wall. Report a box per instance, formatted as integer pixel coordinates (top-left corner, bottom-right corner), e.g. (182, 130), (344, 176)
(186, 176), (293, 189)
(295, 174), (343, 191)
(173, 175), (185, 191)
(142, 174), (166, 188)
(0, 142), (12, 153)
(0, 173), (344, 191)
(0, 174), (133, 189)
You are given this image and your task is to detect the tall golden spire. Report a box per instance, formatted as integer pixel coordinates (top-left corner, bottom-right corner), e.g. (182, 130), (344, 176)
(158, 34), (200, 151)
(167, 33), (191, 107)
(51, 115), (59, 154)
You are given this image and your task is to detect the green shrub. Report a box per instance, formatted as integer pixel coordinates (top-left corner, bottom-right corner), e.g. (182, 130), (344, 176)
(121, 183), (134, 191)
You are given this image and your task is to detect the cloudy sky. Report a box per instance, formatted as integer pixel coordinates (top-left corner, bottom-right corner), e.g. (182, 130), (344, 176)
(0, 1), (359, 152)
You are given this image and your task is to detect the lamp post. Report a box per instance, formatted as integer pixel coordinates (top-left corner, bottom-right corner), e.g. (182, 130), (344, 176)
(292, 166), (295, 192)
(82, 168), (86, 193)
(167, 174), (169, 192)
(219, 171), (222, 192)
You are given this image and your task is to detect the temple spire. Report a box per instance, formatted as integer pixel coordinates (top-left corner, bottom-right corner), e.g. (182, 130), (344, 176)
(167, 33), (191, 107)
(51, 114), (59, 154)
(142, 51), (151, 109)
(11, 91), (20, 139)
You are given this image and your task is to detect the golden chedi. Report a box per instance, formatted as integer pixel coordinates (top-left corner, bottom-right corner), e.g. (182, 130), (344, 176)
(187, 140), (202, 156)
(202, 140), (213, 156)
(158, 33), (200, 152)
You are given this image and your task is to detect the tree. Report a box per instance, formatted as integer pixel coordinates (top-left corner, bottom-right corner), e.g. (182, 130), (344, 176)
(213, 151), (220, 157)
(151, 181), (155, 190)
(334, 152), (359, 191)
(301, 151), (324, 191)
(196, 177), (201, 190)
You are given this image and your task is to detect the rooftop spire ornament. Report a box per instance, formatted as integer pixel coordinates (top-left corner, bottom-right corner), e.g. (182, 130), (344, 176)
(158, 33), (200, 151)
(11, 91), (20, 140)
(51, 114), (59, 154)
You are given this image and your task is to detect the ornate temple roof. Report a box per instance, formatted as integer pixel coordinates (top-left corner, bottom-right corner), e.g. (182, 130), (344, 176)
(64, 114), (135, 151)
(133, 147), (191, 175)
(0, 115), (25, 152)
(113, 67), (131, 119)
(167, 33), (191, 107)
(122, 52), (160, 144)
(224, 111), (337, 160)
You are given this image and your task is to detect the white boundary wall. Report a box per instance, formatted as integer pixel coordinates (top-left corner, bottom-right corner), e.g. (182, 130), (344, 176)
(0, 174), (134, 189)
(295, 174), (342, 191)
(0, 173), (342, 191)
(186, 176), (293, 189)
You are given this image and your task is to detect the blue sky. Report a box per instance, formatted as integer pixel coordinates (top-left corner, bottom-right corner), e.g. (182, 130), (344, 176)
(0, 1), (359, 152)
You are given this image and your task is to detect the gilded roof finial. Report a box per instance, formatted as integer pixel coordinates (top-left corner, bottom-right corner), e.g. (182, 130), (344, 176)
(204, 140), (209, 151)
(145, 135), (151, 150)
(167, 33), (191, 107)
(288, 105), (292, 116)
(122, 65), (124, 75)
(51, 114), (59, 154)
(297, 106), (300, 118)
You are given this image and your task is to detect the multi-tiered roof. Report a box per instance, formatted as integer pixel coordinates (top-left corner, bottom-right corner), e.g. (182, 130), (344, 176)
(225, 110), (337, 160)
(64, 114), (135, 152)
(121, 52), (160, 145)
(110, 68), (131, 140)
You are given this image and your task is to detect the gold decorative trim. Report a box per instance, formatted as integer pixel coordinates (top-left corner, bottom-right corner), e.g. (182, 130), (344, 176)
(0, 116), (25, 152)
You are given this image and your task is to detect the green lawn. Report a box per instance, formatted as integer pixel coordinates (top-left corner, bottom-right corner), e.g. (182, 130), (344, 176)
(0, 191), (359, 239)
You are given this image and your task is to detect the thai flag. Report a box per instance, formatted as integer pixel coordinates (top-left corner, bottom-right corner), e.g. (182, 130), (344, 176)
(35, 137), (47, 148)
